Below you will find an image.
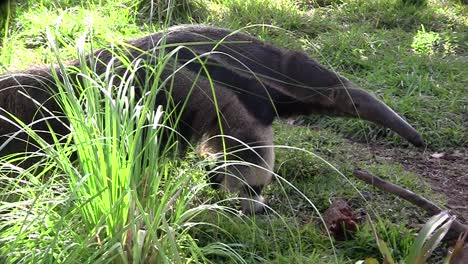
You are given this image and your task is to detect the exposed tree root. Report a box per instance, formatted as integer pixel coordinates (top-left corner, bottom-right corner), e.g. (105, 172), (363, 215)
(353, 169), (468, 242)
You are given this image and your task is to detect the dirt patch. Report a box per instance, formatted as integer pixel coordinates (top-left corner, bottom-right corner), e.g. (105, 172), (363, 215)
(348, 141), (468, 222)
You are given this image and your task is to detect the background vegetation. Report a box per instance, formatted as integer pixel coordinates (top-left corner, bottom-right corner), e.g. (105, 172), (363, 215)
(0, 0), (466, 263)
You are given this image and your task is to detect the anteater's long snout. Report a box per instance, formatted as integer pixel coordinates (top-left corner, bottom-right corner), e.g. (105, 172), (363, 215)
(335, 87), (424, 147)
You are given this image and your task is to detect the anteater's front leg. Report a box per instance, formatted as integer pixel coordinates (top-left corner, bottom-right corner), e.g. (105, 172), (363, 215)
(200, 105), (275, 214)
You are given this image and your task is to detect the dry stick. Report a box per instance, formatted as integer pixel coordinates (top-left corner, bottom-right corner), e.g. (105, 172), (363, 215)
(353, 169), (468, 241)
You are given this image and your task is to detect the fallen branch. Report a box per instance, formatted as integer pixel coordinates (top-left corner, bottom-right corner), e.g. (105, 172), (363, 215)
(353, 168), (468, 241)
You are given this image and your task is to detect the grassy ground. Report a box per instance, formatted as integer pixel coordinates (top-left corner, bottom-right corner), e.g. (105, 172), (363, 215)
(0, 0), (466, 263)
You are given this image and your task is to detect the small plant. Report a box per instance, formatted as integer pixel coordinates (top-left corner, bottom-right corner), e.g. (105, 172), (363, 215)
(411, 25), (441, 55)
(363, 211), (457, 264)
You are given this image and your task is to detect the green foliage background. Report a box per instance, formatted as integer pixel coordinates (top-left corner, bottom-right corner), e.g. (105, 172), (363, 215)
(0, 0), (466, 263)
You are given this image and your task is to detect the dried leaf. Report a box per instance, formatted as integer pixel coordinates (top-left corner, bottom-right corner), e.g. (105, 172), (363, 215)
(430, 152), (445, 159)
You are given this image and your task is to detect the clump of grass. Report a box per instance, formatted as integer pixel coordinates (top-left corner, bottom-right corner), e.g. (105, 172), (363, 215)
(0, 30), (246, 262)
(411, 24), (441, 55)
(365, 212), (457, 264)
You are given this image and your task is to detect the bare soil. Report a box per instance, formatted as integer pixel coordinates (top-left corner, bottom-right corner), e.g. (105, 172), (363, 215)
(348, 141), (468, 222)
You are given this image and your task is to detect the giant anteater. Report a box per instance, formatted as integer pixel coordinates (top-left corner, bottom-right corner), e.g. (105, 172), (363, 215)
(0, 25), (424, 213)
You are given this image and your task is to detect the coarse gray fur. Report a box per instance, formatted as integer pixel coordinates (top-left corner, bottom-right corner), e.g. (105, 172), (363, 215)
(0, 25), (424, 213)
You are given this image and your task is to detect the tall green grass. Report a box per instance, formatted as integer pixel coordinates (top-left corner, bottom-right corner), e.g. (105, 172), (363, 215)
(0, 27), (248, 262)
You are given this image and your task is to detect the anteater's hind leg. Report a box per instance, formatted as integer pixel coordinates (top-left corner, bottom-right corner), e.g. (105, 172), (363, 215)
(199, 105), (274, 214)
